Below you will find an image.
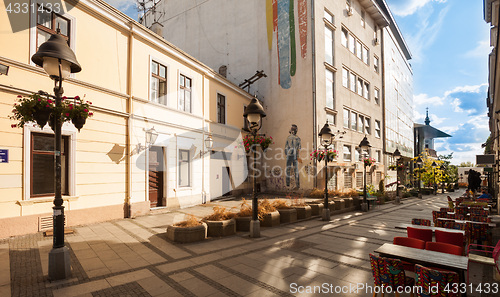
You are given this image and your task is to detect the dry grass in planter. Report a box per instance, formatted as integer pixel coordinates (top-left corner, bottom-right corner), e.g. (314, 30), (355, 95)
(203, 206), (236, 221)
(174, 214), (202, 227)
(272, 199), (291, 209)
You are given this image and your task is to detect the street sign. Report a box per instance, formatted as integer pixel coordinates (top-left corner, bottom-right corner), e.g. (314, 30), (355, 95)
(0, 149), (8, 163)
(476, 154), (495, 165)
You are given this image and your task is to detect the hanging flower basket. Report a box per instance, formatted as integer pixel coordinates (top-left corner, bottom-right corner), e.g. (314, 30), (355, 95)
(363, 157), (376, 167)
(243, 134), (274, 153)
(389, 164), (405, 171)
(310, 149), (337, 162)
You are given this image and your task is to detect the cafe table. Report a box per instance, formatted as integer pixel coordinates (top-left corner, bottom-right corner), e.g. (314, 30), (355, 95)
(395, 223), (465, 235)
(437, 217), (496, 228)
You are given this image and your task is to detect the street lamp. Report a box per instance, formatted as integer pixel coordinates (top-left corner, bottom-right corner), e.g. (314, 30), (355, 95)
(31, 32), (81, 280)
(359, 136), (371, 211)
(440, 164), (446, 193)
(200, 133), (214, 157)
(431, 161), (438, 195)
(393, 149), (401, 204)
(415, 157), (423, 198)
(319, 122), (334, 220)
(243, 96), (266, 238)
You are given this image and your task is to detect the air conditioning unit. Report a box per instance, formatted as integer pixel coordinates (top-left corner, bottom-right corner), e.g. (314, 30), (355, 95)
(347, 7), (353, 16)
(374, 38), (380, 45)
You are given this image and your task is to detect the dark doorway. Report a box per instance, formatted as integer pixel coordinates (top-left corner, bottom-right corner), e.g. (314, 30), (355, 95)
(149, 146), (164, 208)
(222, 166), (231, 196)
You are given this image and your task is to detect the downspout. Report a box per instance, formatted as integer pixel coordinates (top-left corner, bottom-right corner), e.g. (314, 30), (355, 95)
(380, 28), (387, 182)
(202, 74), (206, 204)
(311, 0), (318, 188)
(125, 22), (134, 218)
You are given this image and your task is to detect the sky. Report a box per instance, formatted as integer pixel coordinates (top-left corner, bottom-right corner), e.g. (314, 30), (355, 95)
(386, 0), (491, 165)
(106, 0), (492, 166)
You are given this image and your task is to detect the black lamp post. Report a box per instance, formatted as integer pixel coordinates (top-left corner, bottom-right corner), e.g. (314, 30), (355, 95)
(359, 136), (371, 211)
(440, 164), (446, 193)
(243, 96), (266, 238)
(31, 32), (81, 280)
(431, 161), (438, 195)
(393, 149), (401, 204)
(416, 157), (423, 198)
(318, 122), (334, 220)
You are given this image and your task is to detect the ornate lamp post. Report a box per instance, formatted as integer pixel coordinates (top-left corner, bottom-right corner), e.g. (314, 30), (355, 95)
(243, 96), (266, 238)
(31, 32), (81, 280)
(318, 122), (334, 220)
(431, 161), (438, 195)
(359, 136), (371, 211)
(440, 164), (446, 193)
(393, 149), (401, 204)
(416, 157), (423, 198)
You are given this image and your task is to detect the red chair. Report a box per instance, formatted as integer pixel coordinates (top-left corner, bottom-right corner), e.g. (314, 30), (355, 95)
(435, 229), (464, 248)
(411, 218), (431, 226)
(407, 226), (432, 243)
(369, 254), (415, 297)
(393, 237), (425, 249)
(393, 237), (425, 272)
(470, 215), (491, 223)
(450, 222), (466, 231)
(453, 213), (465, 220)
(415, 264), (459, 297)
(425, 242), (463, 256)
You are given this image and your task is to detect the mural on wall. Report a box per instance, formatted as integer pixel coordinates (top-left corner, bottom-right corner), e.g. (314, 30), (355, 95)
(285, 124), (301, 188)
(266, 0), (308, 89)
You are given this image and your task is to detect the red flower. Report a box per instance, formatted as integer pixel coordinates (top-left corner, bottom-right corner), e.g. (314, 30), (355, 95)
(75, 96), (80, 100)
(17, 95), (22, 98)
(65, 113), (70, 117)
(11, 124), (17, 128)
(89, 102), (92, 105)
(89, 112), (93, 116)
(37, 98), (41, 101)
(46, 104), (50, 107)
(69, 106), (73, 109)
(62, 96), (67, 99)
(84, 109), (88, 112)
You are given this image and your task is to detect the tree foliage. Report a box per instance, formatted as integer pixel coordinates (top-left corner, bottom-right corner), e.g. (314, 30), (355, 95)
(458, 161), (475, 167)
(411, 152), (449, 186)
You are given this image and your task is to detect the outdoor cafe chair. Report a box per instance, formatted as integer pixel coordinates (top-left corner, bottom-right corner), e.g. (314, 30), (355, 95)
(440, 207), (454, 213)
(455, 207), (468, 216)
(407, 227), (433, 243)
(470, 208), (488, 217)
(369, 254), (415, 297)
(393, 237), (425, 272)
(466, 240), (500, 283)
(432, 211), (447, 224)
(425, 242), (463, 256)
(454, 214), (465, 220)
(435, 229), (465, 249)
(466, 222), (491, 246)
(435, 219), (454, 229)
(470, 215), (491, 223)
(415, 264), (459, 297)
(411, 218), (431, 226)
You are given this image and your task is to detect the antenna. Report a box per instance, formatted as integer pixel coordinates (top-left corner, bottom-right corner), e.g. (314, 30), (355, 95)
(138, 0), (164, 25)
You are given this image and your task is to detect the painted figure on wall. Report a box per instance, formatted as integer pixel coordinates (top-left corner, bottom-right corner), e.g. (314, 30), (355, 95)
(285, 124), (301, 188)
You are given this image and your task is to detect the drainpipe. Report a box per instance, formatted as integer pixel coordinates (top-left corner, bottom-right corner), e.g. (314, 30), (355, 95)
(311, 0), (318, 188)
(380, 28), (387, 185)
(125, 22), (134, 218)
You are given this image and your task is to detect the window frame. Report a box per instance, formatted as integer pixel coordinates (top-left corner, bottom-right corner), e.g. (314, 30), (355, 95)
(217, 93), (226, 124)
(36, 4), (70, 48)
(343, 145), (352, 161)
(179, 74), (192, 113)
(325, 69), (335, 109)
(375, 120), (381, 138)
(324, 25), (334, 66)
(374, 88), (380, 105)
(150, 60), (168, 105)
(178, 149), (191, 187)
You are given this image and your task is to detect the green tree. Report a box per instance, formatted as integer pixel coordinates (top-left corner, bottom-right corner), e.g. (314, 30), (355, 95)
(484, 135), (493, 154)
(458, 161), (475, 167)
(411, 152), (446, 187)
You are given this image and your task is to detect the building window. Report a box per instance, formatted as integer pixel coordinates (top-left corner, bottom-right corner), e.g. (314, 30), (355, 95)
(342, 68), (349, 88)
(179, 74), (192, 113)
(356, 172), (363, 188)
(358, 115), (364, 133)
(374, 56), (379, 73)
(348, 34), (355, 54)
(375, 120), (381, 138)
(37, 5), (70, 49)
(325, 69), (334, 109)
(179, 149), (190, 187)
(363, 82), (370, 100)
(343, 145), (351, 161)
(31, 133), (69, 197)
(324, 10), (334, 24)
(327, 113), (336, 126)
(341, 28), (348, 48)
(344, 172), (352, 188)
(151, 61), (167, 105)
(357, 78), (363, 96)
(343, 108), (349, 129)
(350, 111), (357, 130)
(375, 150), (381, 162)
(325, 26), (334, 65)
(362, 47), (369, 64)
(361, 10), (365, 27)
(365, 118), (371, 134)
(356, 41), (362, 59)
(374, 88), (380, 105)
(355, 147), (361, 161)
(349, 72), (356, 92)
(217, 93), (226, 124)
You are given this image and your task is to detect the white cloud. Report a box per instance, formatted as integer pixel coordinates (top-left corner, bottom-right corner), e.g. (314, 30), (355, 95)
(429, 114), (445, 125)
(464, 40), (492, 58)
(388, 0), (447, 17)
(444, 83), (488, 97)
(413, 93), (445, 106)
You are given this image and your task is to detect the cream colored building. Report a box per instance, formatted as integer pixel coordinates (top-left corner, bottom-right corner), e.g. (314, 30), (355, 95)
(143, 0), (397, 192)
(0, 0), (252, 238)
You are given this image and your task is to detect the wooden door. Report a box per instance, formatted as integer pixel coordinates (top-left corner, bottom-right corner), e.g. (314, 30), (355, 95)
(149, 146), (164, 208)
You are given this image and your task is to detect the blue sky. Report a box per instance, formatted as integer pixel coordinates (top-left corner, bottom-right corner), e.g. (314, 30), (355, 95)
(106, 0), (491, 165)
(386, 0), (491, 165)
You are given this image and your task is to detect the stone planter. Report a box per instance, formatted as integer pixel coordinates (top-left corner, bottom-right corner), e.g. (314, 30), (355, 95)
(306, 203), (324, 216)
(166, 222), (207, 243)
(328, 200), (337, 212)
(235, 216), (252, 232)
(292, 205), (312, 220)
(205, 219), (236, 237)
(343, 198), (353, 208)
(334, 199), (345, 210)
(277, 208), (297, 224)
(261, 211), (280, 227)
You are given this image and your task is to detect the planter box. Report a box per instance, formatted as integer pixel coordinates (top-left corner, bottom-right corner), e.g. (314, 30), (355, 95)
(166, 223), (207, 243)
(205, 219), (236, 237)
(328, 200), (336, 212)
(343, 198), (353, 208)
(292, 205), (312, 220)
(235, 216), (252, 232)
(306, 203), (324, 216)
(277, 208), (297, 224)
(261, 211), (280, 227)
(334, 199), (345, 210)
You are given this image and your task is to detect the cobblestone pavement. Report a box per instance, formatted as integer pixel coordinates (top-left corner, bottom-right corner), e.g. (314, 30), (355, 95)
(1, 192), (499, 297)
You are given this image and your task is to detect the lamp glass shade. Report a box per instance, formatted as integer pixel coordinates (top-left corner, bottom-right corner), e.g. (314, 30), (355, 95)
(205, 134), (214, 150)
(247, 113), (261, 126)
(43, 57), (71, 79)
(359, 136), (371, 151)
(416, 157), (423, 165)
(146, 128), (158, 146)
(321, 133), (331, 145)
(393, 148), (401, 160)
